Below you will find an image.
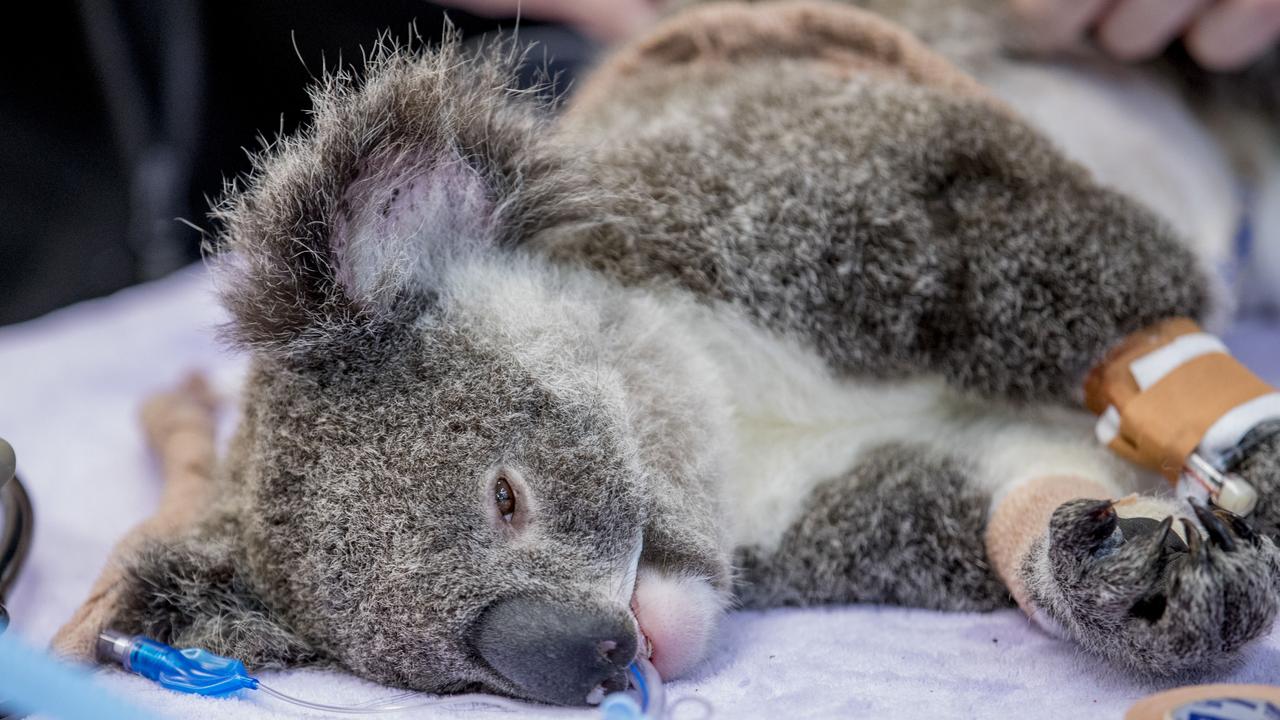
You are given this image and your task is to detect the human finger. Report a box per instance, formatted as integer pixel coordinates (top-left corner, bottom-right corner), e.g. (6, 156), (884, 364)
(1186, 0), (1280, 69)
(1096, 0), (1210, 61)
(1010, 0), (1113, 50)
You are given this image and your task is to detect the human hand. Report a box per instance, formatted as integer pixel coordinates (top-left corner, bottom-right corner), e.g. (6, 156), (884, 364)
(434, 0), (663, 43)
(1012, 0), (1280, 70)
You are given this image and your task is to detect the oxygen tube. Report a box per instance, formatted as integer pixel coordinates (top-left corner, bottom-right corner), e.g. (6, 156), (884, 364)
(96, 630), (696, 719)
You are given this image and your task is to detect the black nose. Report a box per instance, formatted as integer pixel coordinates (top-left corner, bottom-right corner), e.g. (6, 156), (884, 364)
(471, 598), (637, 706)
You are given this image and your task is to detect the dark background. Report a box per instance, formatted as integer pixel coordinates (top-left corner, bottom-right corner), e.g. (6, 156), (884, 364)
(0, 1), (594, 326)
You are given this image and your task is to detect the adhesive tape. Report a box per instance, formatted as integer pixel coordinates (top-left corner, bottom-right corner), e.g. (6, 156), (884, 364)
(1126, 685), (1280, 720)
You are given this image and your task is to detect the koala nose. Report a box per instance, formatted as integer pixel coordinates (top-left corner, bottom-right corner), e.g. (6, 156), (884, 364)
(471, 598), (637, 706)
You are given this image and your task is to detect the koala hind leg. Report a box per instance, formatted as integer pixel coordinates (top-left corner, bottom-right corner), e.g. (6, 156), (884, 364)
(734, 443), (1009, 611)
(735, 416), (1280, 678)
(1020, 491), (1280, 677)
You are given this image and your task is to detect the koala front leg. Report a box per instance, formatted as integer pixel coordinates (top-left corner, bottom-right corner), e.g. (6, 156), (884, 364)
(809, 100), (1280, 672)
(52, 374), (220, 658)
(53, 373), (318, 668)
(862, 118), (1214, 404)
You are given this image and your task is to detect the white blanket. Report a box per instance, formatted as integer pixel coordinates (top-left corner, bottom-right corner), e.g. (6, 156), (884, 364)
(3, 267), (1278, 719)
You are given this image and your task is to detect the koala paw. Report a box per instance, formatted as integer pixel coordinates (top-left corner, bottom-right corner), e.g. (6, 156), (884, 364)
(1022, 498), (1280, 677)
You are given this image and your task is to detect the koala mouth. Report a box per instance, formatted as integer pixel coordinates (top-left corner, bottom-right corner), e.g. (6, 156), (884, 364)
(630, 598), (653, 660)
(618, 537), (653, 660)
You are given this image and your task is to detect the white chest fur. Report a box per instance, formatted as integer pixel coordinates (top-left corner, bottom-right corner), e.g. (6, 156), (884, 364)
(683, 306), (1144, 553)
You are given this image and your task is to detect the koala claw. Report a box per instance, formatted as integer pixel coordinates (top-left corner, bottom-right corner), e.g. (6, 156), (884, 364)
(1057, 499), (1119, 558)
(1190, 501), (1236, 552)
(1180, 517), (1205, 559)
(1023, 498), (1280, 677)
(1148, 515), (1176, 558)
(1212, 505), (1260, 546)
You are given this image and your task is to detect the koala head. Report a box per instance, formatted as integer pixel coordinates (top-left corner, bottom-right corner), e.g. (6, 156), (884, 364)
(108, 44), (730, 706)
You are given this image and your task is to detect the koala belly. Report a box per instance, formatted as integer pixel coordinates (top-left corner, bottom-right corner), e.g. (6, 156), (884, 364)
(686, 307), (1153, 557)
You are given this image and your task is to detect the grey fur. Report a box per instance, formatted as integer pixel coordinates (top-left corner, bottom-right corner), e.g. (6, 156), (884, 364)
(113, 518), (320, 669)
(553, 50), (1208, 401)
(210, 36), (602, 356)
(735, 444), (1009, 611)
(229, 320), (661, 696)
(1236, 433), (1280, 541)
(100, 0), (1278, 703)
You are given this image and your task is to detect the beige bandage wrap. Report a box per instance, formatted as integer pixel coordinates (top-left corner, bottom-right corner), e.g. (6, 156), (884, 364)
(985, 475), (1112, 618)
(1084, 318), (1277, 482)
(568, 0), (1000, 122)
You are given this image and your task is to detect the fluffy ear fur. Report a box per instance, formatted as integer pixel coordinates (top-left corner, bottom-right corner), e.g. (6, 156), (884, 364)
(211, 37), (593, 354)
(107, 527), (320, 670)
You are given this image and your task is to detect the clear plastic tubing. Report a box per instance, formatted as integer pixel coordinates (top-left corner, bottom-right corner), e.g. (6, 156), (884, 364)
(255, 683), (531, 714)
(98, 630), (675, 718)
(260, 655), (665, 717)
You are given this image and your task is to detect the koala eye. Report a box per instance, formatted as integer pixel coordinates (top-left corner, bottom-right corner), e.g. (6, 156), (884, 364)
(494, 475), (516, 522)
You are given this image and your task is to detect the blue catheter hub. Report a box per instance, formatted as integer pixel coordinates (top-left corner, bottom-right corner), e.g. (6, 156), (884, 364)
(97, 631), (258, 697)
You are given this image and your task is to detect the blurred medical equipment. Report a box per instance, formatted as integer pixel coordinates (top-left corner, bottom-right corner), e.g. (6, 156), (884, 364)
(0, 628), (166, 720)
(0, 436), (35, 719)
(0, 437), (32, 634)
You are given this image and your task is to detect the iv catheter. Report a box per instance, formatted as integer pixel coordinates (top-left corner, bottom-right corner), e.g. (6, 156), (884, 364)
(1093, 407), (1269, 517)
(97, 629), (678, 718)
(1180, 450), (1259, 516)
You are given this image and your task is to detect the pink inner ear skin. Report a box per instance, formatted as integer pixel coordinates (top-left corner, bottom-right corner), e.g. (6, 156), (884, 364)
(329, 149), (495, 308)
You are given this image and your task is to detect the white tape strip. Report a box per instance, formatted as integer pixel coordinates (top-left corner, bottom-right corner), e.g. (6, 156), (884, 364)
(1200, 392), (1280, 458)
(1096, 405), (1120, 447)
(1128, 333), (1228, 390)
(1098, 330), (1278, 485)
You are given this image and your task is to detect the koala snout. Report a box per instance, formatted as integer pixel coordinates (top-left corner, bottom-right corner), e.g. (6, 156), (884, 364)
(470, 598), (637, 706)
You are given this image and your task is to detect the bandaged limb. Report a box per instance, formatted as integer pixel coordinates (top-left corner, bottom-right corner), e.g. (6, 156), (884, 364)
(984, 475), (1110, 620)
(987, 317), (1280, 626)
(1085, 319), (1280, 516)
(51, 373), (219, 660)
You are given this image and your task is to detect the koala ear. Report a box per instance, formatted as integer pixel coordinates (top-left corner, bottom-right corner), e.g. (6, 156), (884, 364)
(212, 40), (590, 353)
(107, 532), (320, 670)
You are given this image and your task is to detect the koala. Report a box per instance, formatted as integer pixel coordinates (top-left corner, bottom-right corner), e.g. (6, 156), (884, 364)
(101, 0), (1280, 707)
